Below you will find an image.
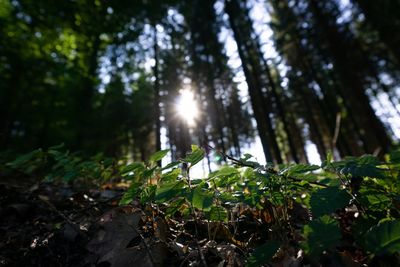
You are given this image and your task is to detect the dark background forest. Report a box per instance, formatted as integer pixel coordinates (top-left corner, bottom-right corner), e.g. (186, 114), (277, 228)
(1, 0), (400, 165)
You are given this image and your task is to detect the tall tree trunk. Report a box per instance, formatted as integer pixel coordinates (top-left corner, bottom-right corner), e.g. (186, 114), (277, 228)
(76, 33), (100, 150)
(225, 0), (282, 164)
(153, 24), (162, 159)
(308, 0), (392, 155)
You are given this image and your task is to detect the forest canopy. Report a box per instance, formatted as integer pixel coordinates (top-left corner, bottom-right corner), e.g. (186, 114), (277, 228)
(1, 0), (399, 165)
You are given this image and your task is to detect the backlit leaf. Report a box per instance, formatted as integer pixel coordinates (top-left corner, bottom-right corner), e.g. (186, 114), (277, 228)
(191, 185), (213, 211)
(182, 145), (204, 166)
(155, 181), (185, 203)
(150, 149), (170, 163)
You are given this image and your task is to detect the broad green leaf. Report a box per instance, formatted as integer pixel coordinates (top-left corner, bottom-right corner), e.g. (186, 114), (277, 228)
(361, 220), (400, 255)
(212, 166), (240, 187)
(142, 167), (157, 180)
(328, 155), (384, 179)
(209, 166), (239, 178)
(219, 192), (239, 204)
(161, 161), (181, 171)
(301, 215), (341, 258)
(318, 177), (340, 187)
(237, 153), (261, 168)
(165, 197), (186, 217)
(48, 143), (65, 151)
(206, 205), (228, 222)
(120, 162), (145, 176)
(182, 145), (204, 166)
(155, 181), (185, 203)
(281, 164), (320, 176)
(140, 184), (157, 204)
(191, 185), (213, 211)
(310, 187), (350, 217)
(246, 241), (281, 267)
(242, 167), (255, 180)
(7, 149), (43, 169)
(119, 183), (141, 205)
(359, 189), (391, 211)
(241, 153), (253, 161)
(160, 168), (181, 183)
(270, 191), (285, 206)
(150, 149), (170, 163)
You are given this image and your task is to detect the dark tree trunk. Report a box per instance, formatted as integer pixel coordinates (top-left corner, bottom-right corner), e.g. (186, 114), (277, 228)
(153, 25), (162, 160)
(225, 0), (283, 164)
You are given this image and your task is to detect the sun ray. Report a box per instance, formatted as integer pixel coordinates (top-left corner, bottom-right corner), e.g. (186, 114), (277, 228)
(176, 89), (199, 126)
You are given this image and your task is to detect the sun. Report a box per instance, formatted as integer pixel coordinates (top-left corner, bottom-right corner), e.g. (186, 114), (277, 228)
(176, 89), (199, 126)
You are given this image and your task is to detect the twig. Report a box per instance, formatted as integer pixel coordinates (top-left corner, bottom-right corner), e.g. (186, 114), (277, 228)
(128, 224), (156, 266)
(195, 238), (208, 267)
(286, 176), (328, 188)
(205, 144), (328, 188)
(185, 166), (207, 267)
(331, 112), (341, 156)
(38, 196), (85, 237)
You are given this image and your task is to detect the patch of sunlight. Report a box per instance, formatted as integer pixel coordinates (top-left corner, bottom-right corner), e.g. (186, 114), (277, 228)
(176, 89), (199, 126)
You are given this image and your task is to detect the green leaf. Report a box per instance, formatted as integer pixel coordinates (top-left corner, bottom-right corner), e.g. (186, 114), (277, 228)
(211, 166), (240, 187)
(165, 197), (186, 217)
(238, 154), (261, 168)
(219, 192), (239, 204)
(206, 205), (228, 222)
(161, 161), (181, 171)
(182, 145), (204, 166)
(120, 162), (145, 176)
(150, 149), (170, 163)
(246, 241), (281, 267)
(140, 184), (157, 204)
(358, 189), (391, 212)
(270, 191), (285, 206)
(310, 187), (350, 217)
(119, 183), (141, 205)
(155, 181), (185, 203)
(210, 166), (239, 178)
(7, 149), (43, 170)
(191, 185), (213, 211)
(329, 155), (384, 179)
(301, 215), (341, 258)
(361, 220), (400, 255)
(160, 168), (181, 183)
(48, 143), (65, 150)
(281, 164), (320, 176)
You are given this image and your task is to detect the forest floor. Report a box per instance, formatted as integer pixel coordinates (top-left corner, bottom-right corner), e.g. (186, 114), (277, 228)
(1, 179), (383, 267)
(0, 180), (249, 267)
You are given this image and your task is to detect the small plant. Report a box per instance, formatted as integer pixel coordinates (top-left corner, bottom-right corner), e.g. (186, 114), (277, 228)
(119, 145), (400, 266)
(5, 144), (118, 183)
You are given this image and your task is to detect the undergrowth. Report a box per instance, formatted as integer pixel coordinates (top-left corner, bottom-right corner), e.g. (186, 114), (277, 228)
(4, 144), (400, 266)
